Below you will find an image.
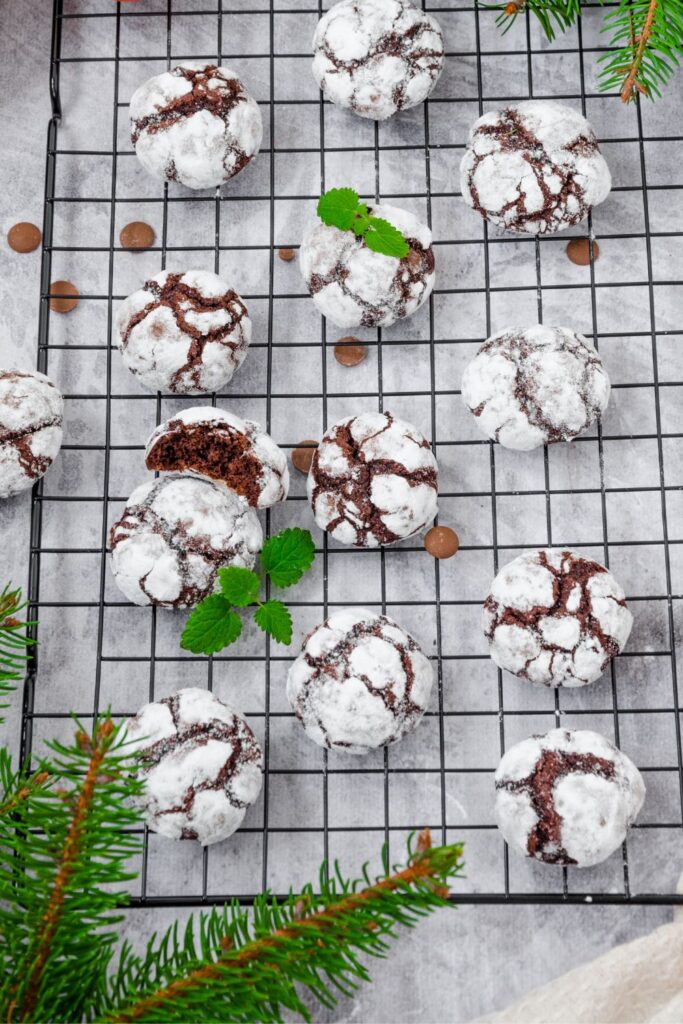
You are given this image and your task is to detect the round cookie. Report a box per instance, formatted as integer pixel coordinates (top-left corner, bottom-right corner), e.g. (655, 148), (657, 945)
(145, 407), (289, 510)
(495, 728), (645, 867)
(109, 474), (262, 608)
(460, 101), (611, 234)
(300, 203), (434, 328)
(483, 549), (633, 688)
(312, 0), (444, 121)
(116, 270), (251, 395)
(129, 63), (262, 190)
(0, 369), (63, 499)
(308, 410), (438, 547)
(461, 325), (611, 451)
(287, 607), (433, 754)
(126, 688), (263, 845)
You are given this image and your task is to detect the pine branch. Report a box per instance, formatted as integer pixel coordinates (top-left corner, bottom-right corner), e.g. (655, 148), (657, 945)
(493, 0), (581, 42)
(101, 831), (465, 1024)
(600, 0), (683, 101)
(0, 585), (35, 723)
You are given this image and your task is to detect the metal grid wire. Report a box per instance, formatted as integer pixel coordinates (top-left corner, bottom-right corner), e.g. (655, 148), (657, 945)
(22, 0), (683, 906)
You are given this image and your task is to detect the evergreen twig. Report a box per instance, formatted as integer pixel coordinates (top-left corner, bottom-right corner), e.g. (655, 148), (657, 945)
(0, 585), (35, 722)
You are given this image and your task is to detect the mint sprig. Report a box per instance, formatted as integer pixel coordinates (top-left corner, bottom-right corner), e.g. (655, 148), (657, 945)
(180, 528), (315, 655)
(317, 188), (410, 260)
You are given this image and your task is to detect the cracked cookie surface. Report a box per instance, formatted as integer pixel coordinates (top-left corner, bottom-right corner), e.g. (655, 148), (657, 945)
(109, 474), (262, 608)
(495, 728), (645, 867)
(461, 325), (611, 450)
(460, 101), (611, 234)
(287, 607), (433, 754)
(0, 369), (63, 499)
(116, 270), (251, 395)
(312, 0), (444, 120)
(126, 687), (263, 845)
(483, 549), (633, 688)
(130, 63), (262, 189)
(308, 410), (438, 547)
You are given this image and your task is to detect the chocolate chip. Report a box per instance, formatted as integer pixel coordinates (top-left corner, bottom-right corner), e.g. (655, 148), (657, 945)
(424, 526), (459, 559)
(120, 221), (156, 250)
(49, 281), (79, 314)
(278, 247), (295, 262)
(566, 238), (600, 266)
(334, 337), (367, 367)
(292, 441), (317, 475)
(7, 222), (41, 253)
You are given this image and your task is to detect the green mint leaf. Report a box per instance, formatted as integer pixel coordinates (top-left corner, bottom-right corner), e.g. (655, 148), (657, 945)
(180, 595), (242, 655)
(260, 528), (316, 588)
(317, 188), (361, 231)
(365, 217), (410, 259)
(218, 566), (260, 607)
(253, 600), (293, 645)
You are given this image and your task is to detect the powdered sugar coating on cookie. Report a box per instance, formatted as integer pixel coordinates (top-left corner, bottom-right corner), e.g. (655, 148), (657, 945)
(109, 474), (262, 608)
(461, 325), (611, 451)
(300, 203), (434, 329)
(145, 407), (289, 509)
(130, 63), (263, 190)
(126, 688), (263, 845)
(312, 0), (444, 121)
(460, 101), (611, 234)
(483, 549), (633, 688)
(0, 369), (63, 499)
(495, 728), (645, 867)
(308, 410), (438, 547)
(287, 607), (433, 754)
(116, 270), (251, 395)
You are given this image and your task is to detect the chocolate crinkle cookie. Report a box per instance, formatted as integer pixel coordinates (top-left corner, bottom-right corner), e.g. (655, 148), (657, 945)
(461, 325), (611, 451)
(287, 607), (433, 754)
(109, 474), (262, 608)
(308, 410), (438, 547)
(126, 688), (263, 845)
(0, 369), (63, 499)
(300, 203), (434, 328)
(116, 270), (251, 395)
(460, 101), (611, 234)
(495, 728), (645, 867)
(129, 63), (262, 190)
(484, 549), (633, 688)
(145, 407), (289, 510)
(312, 0), (444, 121)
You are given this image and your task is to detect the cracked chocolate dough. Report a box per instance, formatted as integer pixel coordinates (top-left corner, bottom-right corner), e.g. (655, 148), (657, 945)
(0, 369), (63, 499)
(308, 410), (438, 547)
(483, 549), (633, 688)
(300, 203), (435, 328)
(287, 607), (433, 754)
(145, 407), (289, 510)
(312, 0), (444, 120)
(129, 63), (262, 190)
(495, 728), (645, 867)
(116, 270), (251, 395)
(461, 325), (611, 450)
(126, 687), (263, 845)
(460, 101), (612, 234)
(109, 474), (262, 608)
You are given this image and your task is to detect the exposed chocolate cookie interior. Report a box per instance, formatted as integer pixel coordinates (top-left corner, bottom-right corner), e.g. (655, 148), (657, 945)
(0, 369), (63, 499)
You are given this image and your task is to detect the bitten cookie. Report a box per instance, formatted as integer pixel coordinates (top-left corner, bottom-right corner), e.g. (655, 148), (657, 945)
(0, 369), (63, 499)
(300, 203), (435, 328)
(483, 549), (633, 688)
(130, 63), (262, 189)
(460, 101), (611, 234)
(308, 410), (438, 547)
(312, 0), (444, 120)
(145, 407), (289, 510)
(495, 728), (645, 867)
(287, 607), (433, 754)
(109, 475), (262, 608)
(126, 688), (263, 845)
(116, 270), (251, 395)
(461, 325), (611, 450)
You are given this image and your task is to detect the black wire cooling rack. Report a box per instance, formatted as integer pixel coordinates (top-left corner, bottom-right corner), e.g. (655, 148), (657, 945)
(22, 0), (683, 906)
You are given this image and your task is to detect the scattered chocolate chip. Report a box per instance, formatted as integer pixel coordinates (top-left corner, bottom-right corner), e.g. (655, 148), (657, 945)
(566, 238), (600, 266)
(120, 220), (155, 250)
(334, 337), (367, 367)
(7, 222), (41, 253)
(278, 247), (295, 262)
(424, 526), (459, 560)
(48, 281), (79, 314)
(291, 441), (318, 475)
